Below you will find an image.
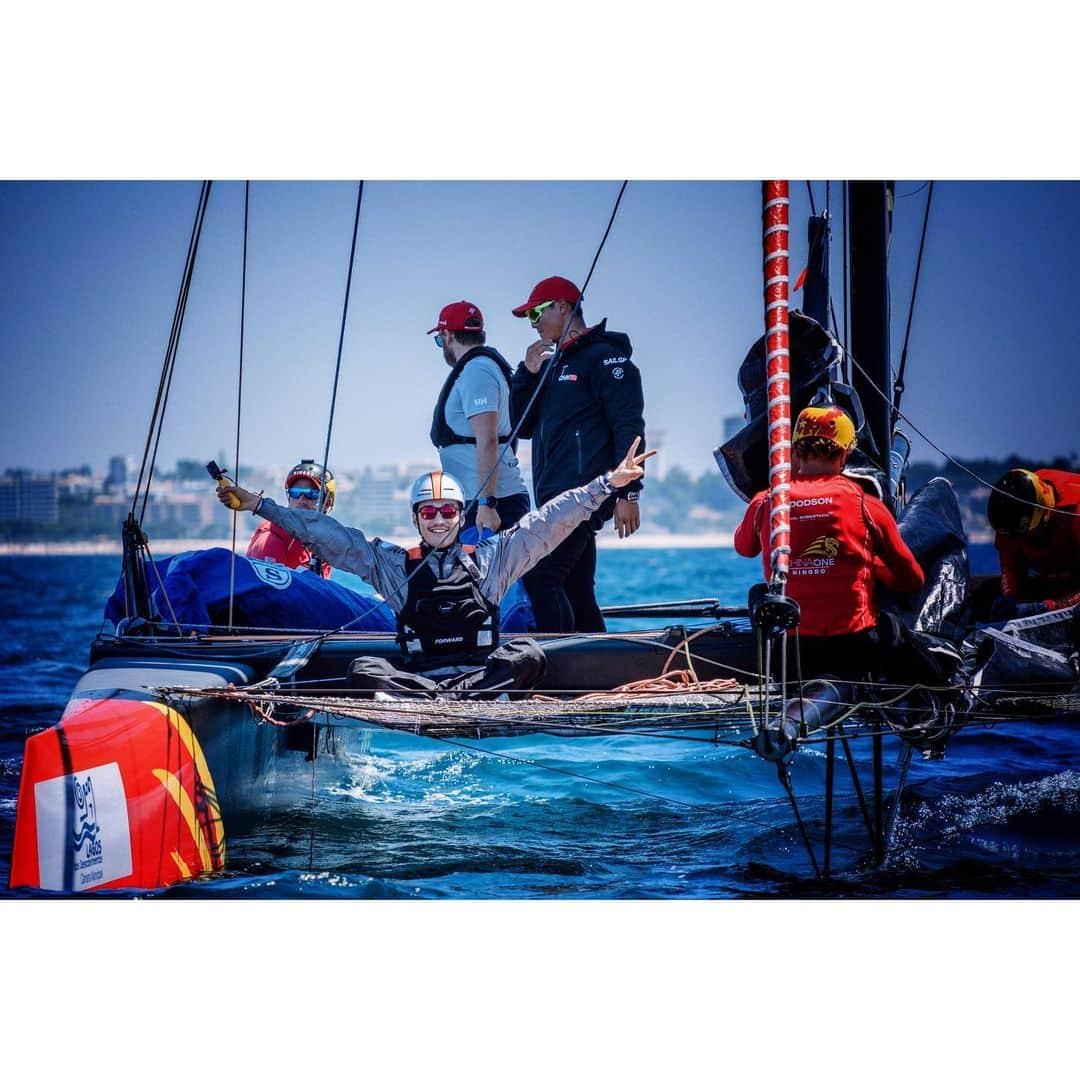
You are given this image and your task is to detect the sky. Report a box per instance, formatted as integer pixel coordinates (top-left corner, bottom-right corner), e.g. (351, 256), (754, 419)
(2, 179), (1078, 486)
(6, 2), (1078, 1056)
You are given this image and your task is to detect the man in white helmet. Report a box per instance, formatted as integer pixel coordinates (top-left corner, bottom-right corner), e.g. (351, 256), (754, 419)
(217, 438), (654, 670)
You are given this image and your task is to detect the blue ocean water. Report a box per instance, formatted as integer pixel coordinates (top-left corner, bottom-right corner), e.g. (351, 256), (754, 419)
(1, 547), (1078, 900)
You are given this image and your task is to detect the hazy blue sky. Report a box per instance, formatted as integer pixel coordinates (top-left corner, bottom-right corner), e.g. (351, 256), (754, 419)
(2, 180), (1077, 482)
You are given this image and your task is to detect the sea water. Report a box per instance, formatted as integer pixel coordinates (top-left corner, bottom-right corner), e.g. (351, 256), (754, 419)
(1, 548), (1078, 899)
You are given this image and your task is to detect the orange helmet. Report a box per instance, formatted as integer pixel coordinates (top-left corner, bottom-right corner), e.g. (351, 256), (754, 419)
(792, 405), (857, 452)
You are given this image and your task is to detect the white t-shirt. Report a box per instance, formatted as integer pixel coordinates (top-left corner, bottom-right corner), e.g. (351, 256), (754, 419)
(438, 355), (528, 500)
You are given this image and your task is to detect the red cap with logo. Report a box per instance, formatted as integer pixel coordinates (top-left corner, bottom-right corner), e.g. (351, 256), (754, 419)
(511, 276), (582, 318)
(427, 301), (484, 335)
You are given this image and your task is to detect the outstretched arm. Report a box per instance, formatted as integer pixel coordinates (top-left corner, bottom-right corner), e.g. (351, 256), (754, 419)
(217, 484), (408, 606)
(480, 438), (657, 602)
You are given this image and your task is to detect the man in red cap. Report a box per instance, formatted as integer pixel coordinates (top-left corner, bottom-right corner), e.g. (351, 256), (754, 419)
(509, 275), (646, 632)
(427, 300), (530, 536)
(734, 405), (935, 681)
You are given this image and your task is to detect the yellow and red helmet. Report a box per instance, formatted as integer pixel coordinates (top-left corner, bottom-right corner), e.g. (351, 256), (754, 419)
(285, 459), (335, 510)
(792, 406), (857, 452)
(987, 469), (1055, 534)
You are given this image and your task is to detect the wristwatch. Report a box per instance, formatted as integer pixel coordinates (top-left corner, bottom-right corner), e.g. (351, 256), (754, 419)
(481, 496), (498, 508)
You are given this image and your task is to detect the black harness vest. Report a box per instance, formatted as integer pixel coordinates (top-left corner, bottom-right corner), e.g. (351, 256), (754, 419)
(430, 346), (518, 450)
(397, 544), (501, 660)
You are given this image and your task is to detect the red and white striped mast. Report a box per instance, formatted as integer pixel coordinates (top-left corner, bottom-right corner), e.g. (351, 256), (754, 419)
(762, 181), (792, 591)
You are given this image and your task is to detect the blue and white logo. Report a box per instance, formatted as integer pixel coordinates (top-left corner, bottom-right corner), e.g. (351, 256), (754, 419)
(72, 774), (102, 867)
(250, 560), (292, 590)
(35, 762), (133, 891)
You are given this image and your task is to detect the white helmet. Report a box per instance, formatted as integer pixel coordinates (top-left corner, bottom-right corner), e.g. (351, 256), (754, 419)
(410, 470), (465, 508)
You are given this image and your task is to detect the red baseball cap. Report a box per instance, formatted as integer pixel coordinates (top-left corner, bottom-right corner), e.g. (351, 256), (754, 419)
(427, 300), (484, 335)
(511, 276), (582, 318)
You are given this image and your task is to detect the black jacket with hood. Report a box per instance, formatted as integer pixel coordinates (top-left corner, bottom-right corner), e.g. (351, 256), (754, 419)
(510, 319), (645, 522)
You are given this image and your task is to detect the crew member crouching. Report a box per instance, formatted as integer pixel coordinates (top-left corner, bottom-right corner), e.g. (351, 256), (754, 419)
(987, 467), (1080, 620)
(734, 405), (941, 684)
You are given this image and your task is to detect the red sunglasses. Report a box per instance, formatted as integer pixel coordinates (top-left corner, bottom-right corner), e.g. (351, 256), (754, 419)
(417, 503), (460, 521)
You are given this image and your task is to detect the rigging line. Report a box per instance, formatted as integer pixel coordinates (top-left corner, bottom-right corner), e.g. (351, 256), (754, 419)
(579, 179), (629, 294)
(142, 538), (182, 635)
(229, 180), (251, 631)
(316, 181), (364, 522)
(456, 179), (632, 530)
(139, 185), (215, 525)
(292, 181), (633, 647)
(846, 348), (1080, 519)
(132, 180), (212, 517)
(891, 181), (934, 431)
(805, 180), (817, 217)
(896, 181), (931, 199)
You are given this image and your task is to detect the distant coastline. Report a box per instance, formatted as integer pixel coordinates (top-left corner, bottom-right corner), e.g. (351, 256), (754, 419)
(0, 531), (736, 556)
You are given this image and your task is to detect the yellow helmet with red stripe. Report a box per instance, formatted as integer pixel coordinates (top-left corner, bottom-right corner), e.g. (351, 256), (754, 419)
(410, 470), (465, 508)
(792, 405), (857, 452)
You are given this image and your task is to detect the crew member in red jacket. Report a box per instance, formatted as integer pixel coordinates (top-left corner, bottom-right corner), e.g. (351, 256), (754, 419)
(734, 405), (929, 681)
(246, 459), (335, 578)
(988, 467), (1080, 618)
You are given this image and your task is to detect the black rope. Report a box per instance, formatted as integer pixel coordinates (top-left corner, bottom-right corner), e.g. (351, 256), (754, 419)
(805, 180), (817, 217)
(316, 181), (364, 523)
(896, 181), (931, 199)
(847, 346), (1080, 519)
(580, 180), (628, 294)
(290, 180), (631, 647)
(778, 764), (822, 877)
(135, 181), (213, 523)
(228, 180), (250, 630)
(891, 181), (934, 431)
(130, 181), (209, 517)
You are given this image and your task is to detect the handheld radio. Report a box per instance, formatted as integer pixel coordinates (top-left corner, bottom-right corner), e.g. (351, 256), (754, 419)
(206, 460), (241, 510)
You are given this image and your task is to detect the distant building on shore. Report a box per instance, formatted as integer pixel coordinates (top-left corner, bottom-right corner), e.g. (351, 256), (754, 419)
(106, 455), (135, 493)
(0, 471), (59, 525)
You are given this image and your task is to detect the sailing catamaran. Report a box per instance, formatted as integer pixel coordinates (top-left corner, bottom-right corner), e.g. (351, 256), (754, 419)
(9, 180), (1078, 893)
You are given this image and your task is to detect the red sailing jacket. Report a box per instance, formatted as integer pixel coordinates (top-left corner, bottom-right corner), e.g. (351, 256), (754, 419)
(996, 469), (1080, 608)
(246, 520), (332, 578)
(734, 473), (925, 637)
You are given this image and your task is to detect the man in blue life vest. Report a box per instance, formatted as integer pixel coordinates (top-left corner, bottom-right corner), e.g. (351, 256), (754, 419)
(426, 300), (530, 535)
(509, 276), (646, 633)
(217, 438), (655, 682)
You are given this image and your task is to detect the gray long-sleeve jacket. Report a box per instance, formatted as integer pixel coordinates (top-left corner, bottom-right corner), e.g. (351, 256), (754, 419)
(254, 474), (617, 613)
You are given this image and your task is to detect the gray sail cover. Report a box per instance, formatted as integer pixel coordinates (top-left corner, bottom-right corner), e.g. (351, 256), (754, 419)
(714, 310), (880, 502)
